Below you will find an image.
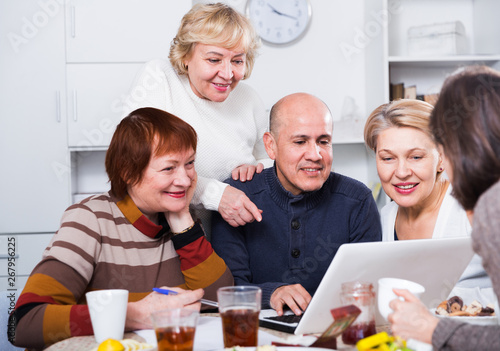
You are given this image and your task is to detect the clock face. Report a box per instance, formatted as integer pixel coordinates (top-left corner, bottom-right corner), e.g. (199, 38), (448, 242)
(246, 0), (312, 45)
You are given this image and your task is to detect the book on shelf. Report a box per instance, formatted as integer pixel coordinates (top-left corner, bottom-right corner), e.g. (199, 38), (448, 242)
(416, 93), (440, 105)
(390, 82), (439, 105)
(390, 83), (404, 101)
(404, 85), (417, 99)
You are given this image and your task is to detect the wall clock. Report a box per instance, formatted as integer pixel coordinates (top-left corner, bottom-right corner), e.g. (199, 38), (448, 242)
(246, 0), (312, 46)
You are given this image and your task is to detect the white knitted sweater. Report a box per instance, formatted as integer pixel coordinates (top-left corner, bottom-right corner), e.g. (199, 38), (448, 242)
(123, 59), (272, 212)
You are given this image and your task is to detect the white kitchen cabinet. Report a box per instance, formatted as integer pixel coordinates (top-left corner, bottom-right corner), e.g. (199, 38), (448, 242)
(0, 1), (70, 233)
(0, 233), (53, 292)
(66, 63), (143, 148)
(65, 0), (191, 63)
(63, 0), (193, 199)
(65, 0), (193, 149)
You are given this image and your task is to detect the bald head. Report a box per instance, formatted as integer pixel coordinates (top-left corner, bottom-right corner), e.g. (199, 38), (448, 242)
(269, 93), (333, 136)
(264, 92), (334, 195)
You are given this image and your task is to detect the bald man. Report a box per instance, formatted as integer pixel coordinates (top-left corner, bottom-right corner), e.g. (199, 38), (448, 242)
(212, 93), (381, 316)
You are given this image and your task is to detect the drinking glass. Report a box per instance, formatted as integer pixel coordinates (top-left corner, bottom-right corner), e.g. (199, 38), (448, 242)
(217, 286), (261, 347)
(151, 308), (199, 351)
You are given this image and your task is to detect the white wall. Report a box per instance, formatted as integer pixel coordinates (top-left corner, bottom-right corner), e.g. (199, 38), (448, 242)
(246, 0), (368, 121)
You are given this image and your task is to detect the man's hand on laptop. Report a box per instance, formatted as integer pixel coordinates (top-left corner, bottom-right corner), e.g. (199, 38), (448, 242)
(270, 284), (312, 316)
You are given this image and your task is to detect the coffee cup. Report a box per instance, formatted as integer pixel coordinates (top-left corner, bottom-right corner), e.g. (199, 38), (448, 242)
(377, 277), (425, 320)
(86, 289), (129, 343)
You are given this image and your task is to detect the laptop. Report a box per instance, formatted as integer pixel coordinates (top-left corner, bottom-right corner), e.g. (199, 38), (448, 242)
(259, 236), (474, 334)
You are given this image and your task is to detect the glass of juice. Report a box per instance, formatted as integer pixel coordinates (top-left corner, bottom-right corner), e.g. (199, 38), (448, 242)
(217, 286), (262, 347)
(151, 308), (199, 351)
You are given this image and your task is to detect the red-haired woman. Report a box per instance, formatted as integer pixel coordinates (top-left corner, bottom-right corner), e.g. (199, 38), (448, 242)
(9, 108), (233, 350)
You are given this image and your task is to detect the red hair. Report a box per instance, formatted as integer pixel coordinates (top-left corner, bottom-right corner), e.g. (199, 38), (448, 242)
(106, 108), (197, 198)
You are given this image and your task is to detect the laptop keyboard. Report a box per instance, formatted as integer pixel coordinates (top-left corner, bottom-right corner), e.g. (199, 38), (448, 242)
(264, 313), (302, 324)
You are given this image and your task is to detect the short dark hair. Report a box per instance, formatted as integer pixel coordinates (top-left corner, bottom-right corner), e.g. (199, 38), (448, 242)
(430, 65), (500, 210)
(106, 107), (197, 199)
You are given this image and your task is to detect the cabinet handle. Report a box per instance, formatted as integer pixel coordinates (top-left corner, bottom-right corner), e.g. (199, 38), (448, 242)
(71, 5), (76, 38)
(73, 90), (78, 122)
(56, 91), (61, 123)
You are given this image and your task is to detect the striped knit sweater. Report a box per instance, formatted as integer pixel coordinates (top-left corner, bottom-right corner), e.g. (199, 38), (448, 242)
(9, 192), (233, 350)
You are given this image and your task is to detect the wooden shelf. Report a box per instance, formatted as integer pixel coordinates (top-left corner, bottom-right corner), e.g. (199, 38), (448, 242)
(332, 138), (365, 145)
(388, 54), (500, 67)
(69, 146), (109, 152)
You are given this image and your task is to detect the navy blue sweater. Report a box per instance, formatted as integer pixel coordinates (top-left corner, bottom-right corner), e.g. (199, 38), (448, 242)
(211, 166), (382, 308)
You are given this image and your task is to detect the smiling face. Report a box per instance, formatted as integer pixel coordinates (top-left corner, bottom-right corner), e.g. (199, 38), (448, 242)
(376, 127), (443, 209)
(264, 94), (333, 195)
(127, 147), (196, 219)
(183, 43), (246, 102)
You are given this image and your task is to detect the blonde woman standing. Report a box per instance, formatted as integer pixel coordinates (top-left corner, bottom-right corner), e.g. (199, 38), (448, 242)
(125, 3), (272, 234)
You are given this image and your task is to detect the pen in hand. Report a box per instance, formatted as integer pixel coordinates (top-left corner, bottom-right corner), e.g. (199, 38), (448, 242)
(153, 287), (219, 308)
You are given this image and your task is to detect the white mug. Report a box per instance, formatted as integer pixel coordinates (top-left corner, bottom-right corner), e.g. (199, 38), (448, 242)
(377, 278), (425, 320)
(86, 289), (129, 343)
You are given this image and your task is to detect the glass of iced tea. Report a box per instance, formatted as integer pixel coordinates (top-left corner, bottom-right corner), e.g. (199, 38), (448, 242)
(151, 308), (199, 351)
(217, 286), (261, 347)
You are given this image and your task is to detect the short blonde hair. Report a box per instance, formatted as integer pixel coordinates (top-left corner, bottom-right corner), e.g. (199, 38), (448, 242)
(169, 3), (260, 80)
(364, 99), (434, 151)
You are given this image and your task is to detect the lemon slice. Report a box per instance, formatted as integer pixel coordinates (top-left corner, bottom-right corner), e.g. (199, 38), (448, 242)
(121, 339), (154, 350)
(96, 338), (125, 351)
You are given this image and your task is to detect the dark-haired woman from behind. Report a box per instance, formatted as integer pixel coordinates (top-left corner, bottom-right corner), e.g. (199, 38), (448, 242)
(385, 66), (500, 351)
